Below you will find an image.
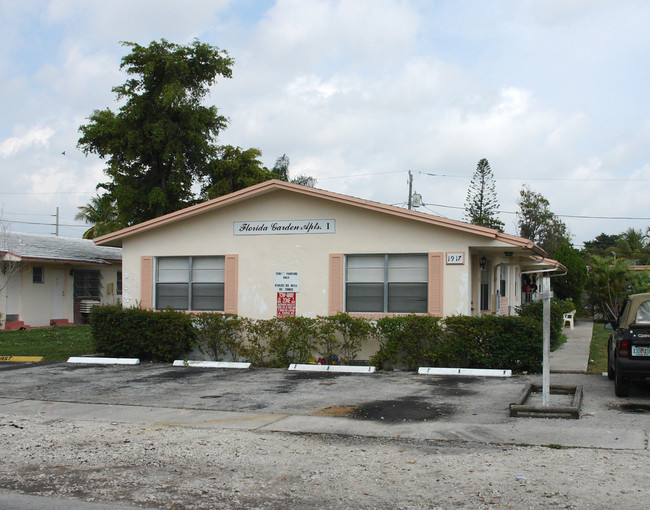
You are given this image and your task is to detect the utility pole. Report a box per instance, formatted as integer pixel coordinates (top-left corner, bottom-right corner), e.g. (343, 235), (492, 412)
(52, 207), (59, 236)
(407, 171), (413, 210)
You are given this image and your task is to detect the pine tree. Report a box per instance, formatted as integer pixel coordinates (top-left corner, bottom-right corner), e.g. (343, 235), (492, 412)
(464, 159), (504, 232)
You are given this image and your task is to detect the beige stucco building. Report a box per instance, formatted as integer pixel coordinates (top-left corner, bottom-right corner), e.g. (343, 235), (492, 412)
(0, 233), (122, 329)
(94, 180), (563, 322)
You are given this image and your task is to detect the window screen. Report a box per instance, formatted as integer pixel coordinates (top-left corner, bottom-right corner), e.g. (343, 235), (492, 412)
(155, 256), (224, 311)
(74, 270), (102, 299)
(346, 254), (427, 313)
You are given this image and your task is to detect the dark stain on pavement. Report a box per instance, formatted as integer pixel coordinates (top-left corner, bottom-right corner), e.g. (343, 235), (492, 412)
(351, 396), (455, 422)
(614, 403), (650, 414)
(418, 375), (479, 396)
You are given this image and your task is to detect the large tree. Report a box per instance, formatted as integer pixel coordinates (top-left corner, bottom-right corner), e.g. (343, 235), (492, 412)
(464, 158), (504, 232)
(78, 39), (234, 226)
(552, 244), (588, 307)
(616, 227), (649, 263)
(200, 146), (273, 199)
(516, 185), (570, 255)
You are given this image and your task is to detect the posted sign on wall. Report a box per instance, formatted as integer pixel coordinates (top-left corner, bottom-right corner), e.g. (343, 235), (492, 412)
(234, 219), (335, 236)
(274, 271), (300, 292)
(277, 292), (296, 318)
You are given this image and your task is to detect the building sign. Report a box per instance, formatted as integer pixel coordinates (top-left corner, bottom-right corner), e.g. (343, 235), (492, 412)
(277, 292), (296, 317)
(234, 219), (335, 236)
(274, 271), (300, 292)
(446, 252), (465, 265)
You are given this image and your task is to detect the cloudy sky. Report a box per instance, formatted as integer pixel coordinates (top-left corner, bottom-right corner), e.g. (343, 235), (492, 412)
(1, 0), (649, 247)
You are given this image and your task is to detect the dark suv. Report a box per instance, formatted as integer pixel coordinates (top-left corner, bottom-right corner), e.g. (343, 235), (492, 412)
(607, 293), (650, 397)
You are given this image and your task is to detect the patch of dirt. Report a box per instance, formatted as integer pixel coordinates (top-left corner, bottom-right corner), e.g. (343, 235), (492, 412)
(314, 405), (358, 417)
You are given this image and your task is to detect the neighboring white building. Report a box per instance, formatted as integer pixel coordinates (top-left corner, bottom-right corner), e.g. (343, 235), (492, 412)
(94, 180), (563, 326)
(0, 233), (122, 329)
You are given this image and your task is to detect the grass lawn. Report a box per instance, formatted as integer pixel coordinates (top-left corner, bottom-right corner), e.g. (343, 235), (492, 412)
(587, 321), (610, 375)
(0, 326), (95, 362)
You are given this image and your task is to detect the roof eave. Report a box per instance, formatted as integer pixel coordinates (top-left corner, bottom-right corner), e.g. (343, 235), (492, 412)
(94, 180), (544, 254)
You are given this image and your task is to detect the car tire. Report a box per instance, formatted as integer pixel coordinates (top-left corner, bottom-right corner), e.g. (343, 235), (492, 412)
(607, 340), (615, 380)
(614, 367), (630, 397)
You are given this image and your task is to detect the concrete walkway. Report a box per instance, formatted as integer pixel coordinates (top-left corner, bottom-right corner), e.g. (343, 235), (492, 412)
(550, 318), (593, 374)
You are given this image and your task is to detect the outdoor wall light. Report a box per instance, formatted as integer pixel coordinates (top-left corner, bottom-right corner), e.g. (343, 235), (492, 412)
(69, 268), (74, 276)
(479, 256), (487, 271)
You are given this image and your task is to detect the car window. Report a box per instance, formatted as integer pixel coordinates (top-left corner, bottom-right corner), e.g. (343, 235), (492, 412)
(635, 300), (650, 324)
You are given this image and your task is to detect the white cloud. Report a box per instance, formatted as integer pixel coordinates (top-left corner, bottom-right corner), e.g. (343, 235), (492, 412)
(0, 0), (648, 246)
(0, 127), (55, 158)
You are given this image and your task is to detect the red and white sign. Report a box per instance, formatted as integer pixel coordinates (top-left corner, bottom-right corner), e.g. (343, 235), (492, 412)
(277, 292), (296, 318)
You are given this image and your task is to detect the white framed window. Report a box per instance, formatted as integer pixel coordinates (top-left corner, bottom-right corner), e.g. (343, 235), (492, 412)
(155, 256), (225, 311)
(32, 266), (44, 284)
(345, 254), (428, 313)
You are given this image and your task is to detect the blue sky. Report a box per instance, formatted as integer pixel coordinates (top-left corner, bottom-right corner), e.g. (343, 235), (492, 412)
(1, 0), (649, 247)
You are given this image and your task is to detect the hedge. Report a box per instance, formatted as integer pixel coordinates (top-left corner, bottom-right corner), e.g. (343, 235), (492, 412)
(90, 305), (195, 362)
(90, 307), (548, 373)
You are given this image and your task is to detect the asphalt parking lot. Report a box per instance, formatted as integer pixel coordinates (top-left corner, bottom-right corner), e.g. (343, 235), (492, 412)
(1, 362), (650, 449)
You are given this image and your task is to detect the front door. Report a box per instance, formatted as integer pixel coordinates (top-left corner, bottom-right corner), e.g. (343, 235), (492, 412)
(51, 269), (65, 319)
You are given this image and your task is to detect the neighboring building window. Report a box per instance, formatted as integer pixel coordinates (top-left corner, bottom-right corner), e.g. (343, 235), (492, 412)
(74, 270), (102, 299)
(155, 256), (224, 311)
(33, 266), (44, 284)
(117, 271), (123, 295)
(345, 254), (427, 313)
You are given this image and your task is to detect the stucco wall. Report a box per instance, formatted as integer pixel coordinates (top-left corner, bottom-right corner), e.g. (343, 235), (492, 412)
(121, 189), (518, 320)
(2, 262), (121, 328)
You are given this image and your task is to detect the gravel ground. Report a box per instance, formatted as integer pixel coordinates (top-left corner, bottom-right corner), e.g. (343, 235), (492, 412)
(1, 412), (648, 509)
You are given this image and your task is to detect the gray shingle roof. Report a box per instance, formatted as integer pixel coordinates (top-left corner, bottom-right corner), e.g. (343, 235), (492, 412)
(2, 232), (121, 265)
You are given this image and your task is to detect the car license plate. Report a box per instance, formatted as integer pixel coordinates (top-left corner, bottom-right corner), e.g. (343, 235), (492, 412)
(632, 346), (650, 356)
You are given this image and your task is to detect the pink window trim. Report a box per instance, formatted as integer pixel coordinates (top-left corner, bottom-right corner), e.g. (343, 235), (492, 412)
(428, 252), (444, 317)
(330, 252), (444, 317)
(328, 253), (344, 315)
(224, 254), (239, 314)
(140, 256), (153, 310)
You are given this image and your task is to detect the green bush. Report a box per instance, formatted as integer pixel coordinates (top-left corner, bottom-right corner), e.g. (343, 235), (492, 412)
(442, 315), (543, 373)
(372, 315), (443, 369)
(241, 318), (269, 367)
(370, 314), (543, 373)
(516, 298), (568, 350)
(193, 313), (247, 361)
(90, 305), (195, 362)
(321, 313), (375, 364)
(262, 317), (321, 367)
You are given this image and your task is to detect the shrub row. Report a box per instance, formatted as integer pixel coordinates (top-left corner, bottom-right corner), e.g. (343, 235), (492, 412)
(90, 303), (568, 372)
(90, 305), (195, 362)
(192, 312), (373, 368)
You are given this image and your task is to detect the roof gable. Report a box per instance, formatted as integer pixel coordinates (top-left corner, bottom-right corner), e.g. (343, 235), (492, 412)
(94, 179), (545, 255)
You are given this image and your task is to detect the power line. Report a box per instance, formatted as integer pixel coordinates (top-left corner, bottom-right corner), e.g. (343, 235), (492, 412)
(0, 218), (85, 228)
(0, 191), (95, 195)
(423, 172), (650, 182)
(421, 202), (650, 221)
(317, 170), (405, 180)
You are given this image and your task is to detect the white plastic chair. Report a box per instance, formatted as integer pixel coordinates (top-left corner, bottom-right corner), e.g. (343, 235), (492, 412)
(563, 309), (576, 329)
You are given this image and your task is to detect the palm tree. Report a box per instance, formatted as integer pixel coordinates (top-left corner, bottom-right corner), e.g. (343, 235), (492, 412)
(75, 194), (120, 239)
(617, 227), (649, 263)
